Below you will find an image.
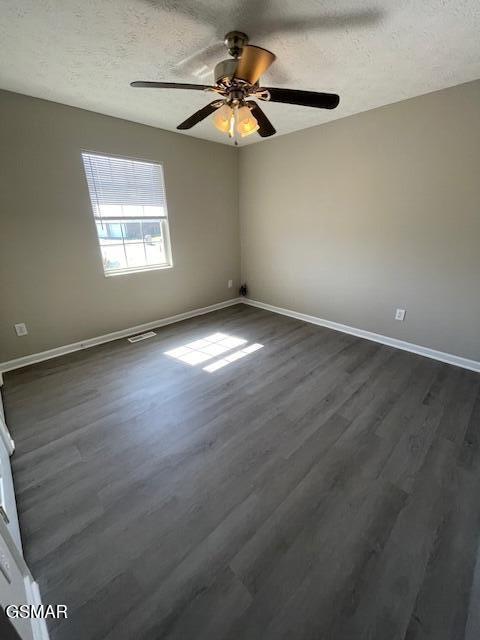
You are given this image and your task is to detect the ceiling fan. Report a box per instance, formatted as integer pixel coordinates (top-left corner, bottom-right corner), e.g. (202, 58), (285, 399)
(131, 31), (340, 143)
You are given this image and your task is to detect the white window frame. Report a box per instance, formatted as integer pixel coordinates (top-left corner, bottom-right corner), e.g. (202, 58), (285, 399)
(81, 150), (174, 277)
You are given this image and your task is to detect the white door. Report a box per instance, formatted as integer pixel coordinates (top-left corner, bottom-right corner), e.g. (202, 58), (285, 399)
(0, 415), (22, 552)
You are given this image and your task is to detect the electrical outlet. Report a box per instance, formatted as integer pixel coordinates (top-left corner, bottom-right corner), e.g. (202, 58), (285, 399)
(228, 280), (233, 288)
(395, 309), (406, 321)
(14, 322), (28, 336)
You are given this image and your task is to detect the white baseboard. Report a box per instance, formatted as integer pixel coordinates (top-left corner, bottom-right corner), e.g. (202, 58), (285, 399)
(243, 298), (480, 373)
(2, 296), (478, 375)
(0, 298), (241, 374)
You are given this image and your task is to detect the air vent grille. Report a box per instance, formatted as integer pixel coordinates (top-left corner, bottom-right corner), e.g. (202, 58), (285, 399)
(127, 331), (157, 343)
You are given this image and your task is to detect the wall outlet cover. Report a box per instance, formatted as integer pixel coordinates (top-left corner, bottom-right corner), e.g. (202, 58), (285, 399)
(228, 280), (233, 288)
(14, 323), (28, 336)
(395, 309), (406, 321)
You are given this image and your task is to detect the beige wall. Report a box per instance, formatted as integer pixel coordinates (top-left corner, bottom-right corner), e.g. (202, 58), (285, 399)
(0, 90), (239, 362)
(2, 81), (480, 365)
(239, 80), (480, 361)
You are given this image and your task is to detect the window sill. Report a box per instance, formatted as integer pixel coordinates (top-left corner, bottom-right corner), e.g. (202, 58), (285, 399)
(104, 264), (173, 277)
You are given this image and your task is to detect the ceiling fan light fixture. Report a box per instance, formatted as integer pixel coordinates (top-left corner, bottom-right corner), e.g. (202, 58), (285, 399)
(213, 103), (234, 133)
(132, 31), (340, 141)
(237, 105), (259, 137)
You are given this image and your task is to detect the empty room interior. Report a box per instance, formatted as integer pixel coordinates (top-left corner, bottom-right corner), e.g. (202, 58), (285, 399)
(1, 1), (480, 639)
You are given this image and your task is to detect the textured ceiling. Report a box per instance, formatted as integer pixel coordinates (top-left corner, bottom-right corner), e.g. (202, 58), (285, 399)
(1, 0), (480, 146)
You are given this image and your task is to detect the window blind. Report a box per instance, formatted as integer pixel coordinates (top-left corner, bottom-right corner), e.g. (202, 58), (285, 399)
(81, 152), (167, 219)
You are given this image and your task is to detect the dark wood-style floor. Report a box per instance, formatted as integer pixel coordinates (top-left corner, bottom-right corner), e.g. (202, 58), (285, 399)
(3, 304), (480, 640)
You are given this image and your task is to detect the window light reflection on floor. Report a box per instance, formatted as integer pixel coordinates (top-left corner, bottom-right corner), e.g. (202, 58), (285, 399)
(165, 333), (247, 365)
(164, 332), (263, 372)
(203, 343), (263, 373)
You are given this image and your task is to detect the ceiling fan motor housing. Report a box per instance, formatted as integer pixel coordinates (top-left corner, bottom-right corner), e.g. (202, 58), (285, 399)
(214, 59), (237, 85)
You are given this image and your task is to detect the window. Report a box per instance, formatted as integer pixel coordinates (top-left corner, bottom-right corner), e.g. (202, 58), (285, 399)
(82, 152), (173, 275)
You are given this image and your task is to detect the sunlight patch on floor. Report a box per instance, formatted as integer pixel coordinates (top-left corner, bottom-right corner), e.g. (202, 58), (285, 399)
(203, 343), (263, 372)
(165, 333), (263, 372)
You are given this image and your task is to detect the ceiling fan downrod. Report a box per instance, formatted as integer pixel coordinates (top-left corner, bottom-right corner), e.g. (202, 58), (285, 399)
(214, 31), (250, 86)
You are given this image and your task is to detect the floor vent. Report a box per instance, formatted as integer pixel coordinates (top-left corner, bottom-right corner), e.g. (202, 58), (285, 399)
(127, 331), (157, 343)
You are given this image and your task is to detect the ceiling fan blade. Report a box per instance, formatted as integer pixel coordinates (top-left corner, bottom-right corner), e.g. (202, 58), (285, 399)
(263, 87), (340, 109)
(234, 45), (276, 85)
(177, 100), (223, 130)
(131, 81), (214, 90)
(247, 101), (276, 138)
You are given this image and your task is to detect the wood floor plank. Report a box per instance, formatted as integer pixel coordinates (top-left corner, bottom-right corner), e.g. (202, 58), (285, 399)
(331, 436), (457, 640)
(404, 466), (480, 640)
(2, 305), (480, 640)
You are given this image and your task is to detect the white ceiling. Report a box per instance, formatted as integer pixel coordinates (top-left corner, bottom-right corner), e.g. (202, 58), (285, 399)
(1, 0), (480, 146)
